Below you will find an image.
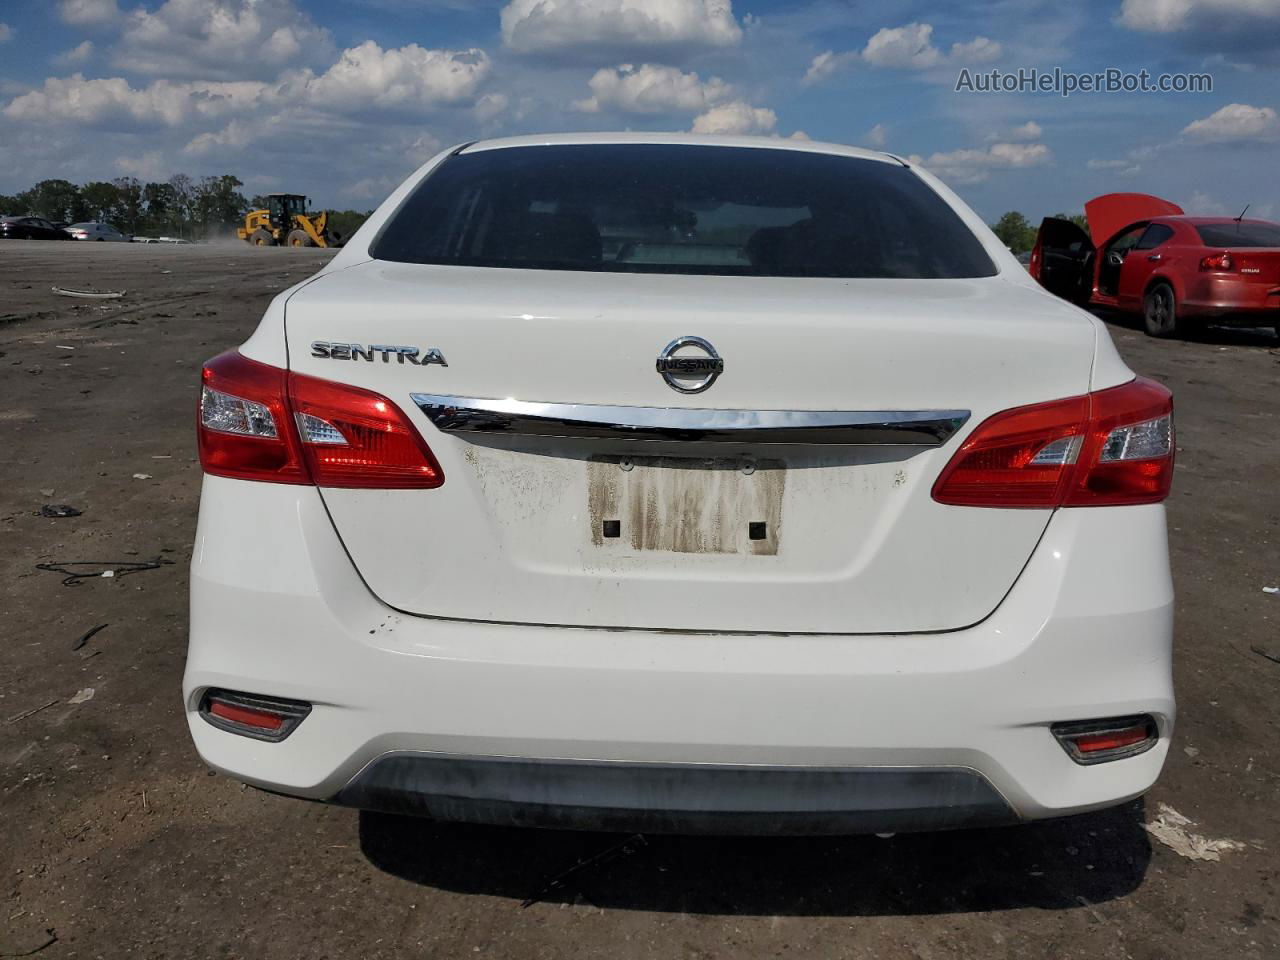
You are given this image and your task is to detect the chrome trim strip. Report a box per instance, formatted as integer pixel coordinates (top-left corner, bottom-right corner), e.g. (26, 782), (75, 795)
(410, 394), (969, 446)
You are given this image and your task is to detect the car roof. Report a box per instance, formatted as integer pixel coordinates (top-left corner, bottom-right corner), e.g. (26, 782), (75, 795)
(1165, 216), (1279, 226)
(460, 132), (903, 166)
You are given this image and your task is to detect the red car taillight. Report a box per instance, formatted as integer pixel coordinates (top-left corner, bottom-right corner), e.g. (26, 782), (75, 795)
(1199, 252), (1233, 271)
(932, 377), (1173, 508)
(198, 351), (443, 488)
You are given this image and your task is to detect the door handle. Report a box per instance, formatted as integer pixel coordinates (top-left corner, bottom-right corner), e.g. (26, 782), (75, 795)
(1147, 254), (1162, 261)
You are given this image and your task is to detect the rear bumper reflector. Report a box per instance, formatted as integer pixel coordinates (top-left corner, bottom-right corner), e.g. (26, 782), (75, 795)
(1051, 715), (1158, 765)
(199, 689), (311, 742)
(411, 394), (970, 446)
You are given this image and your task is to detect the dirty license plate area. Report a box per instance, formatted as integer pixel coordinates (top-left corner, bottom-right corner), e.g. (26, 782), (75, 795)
(587, 455), (784, 555)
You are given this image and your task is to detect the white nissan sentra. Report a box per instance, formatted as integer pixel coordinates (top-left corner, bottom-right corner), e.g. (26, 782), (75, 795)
(184, 133), (1174, 835)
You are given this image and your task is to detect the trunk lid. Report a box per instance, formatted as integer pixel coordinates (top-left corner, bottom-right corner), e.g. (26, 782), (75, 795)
(1084, 193), (1184, 247)
(283, 260), (1097, 634)
(1230, 249), (1280, 283)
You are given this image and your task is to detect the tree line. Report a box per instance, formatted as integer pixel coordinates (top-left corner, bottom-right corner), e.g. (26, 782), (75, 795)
(991, 210), (1088, 254)
(0, 175), (369, 240)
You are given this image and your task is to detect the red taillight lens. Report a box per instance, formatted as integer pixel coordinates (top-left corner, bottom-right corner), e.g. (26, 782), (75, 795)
(209, 700), (283, 731)
(200, 689), (311, 742)
(289, 371), (443, 488)
(1051, 715), (1158, 764)
(928, 394), (1088, 507)
(198, 351), (443, 489)
(1200, 252), (1233, 271)
(933, 377), (1173, 508)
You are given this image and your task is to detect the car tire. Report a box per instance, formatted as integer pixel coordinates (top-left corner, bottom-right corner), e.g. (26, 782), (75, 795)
(1143, 282), (1179, 338)
(250, 229), (276, 247)
(286, 229), (313, 248)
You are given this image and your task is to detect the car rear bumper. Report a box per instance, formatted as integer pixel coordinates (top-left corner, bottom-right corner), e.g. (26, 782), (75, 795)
(1180, 276), (1280, 320)
(335, 753), (1015, 835)
(184, 476), (1175, 834)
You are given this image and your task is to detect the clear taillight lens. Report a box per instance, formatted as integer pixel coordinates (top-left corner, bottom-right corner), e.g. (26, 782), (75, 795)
(201, 386), (278, 438)
(1099, 415), (1172, 462)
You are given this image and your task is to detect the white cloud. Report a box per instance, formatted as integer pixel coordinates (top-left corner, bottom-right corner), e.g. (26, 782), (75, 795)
(0, 24), (11, 44)
(1087, 157), (1142, 176)
(183, 118), (252, 154)
(806, 23), (1001, 83)
(501, 0), (742, 56)
(690, 100), (775, 135)
(1119, 0), (1280, 32)
(4, 36), (490, 152)
(1184, 191), (1223, 215)
(55, 41), (95, 66)
(58, 0), (120, 26)
(301, 42), (490, 111)
(910, 141), (1052, 184)
(803, 50), (857, 84)
(864, 123), (887, 147)
(3, 74), (268, 127)
(575, 63), (730, 113)
(949, 36), (1002, 63)
(1182, 102), (1279, 142)
(1003, 120), (1042, 142)
(988, 142), (1051, 166)
(473, 92), (508, 121)
(112, 0), (331, 80)
(114, 150), (168, 182)
(862, 22), (943, 68)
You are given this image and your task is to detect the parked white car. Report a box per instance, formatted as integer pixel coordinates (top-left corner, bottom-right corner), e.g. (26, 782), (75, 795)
(65, 221), (131, 242)
(185, 133), (1174, 834)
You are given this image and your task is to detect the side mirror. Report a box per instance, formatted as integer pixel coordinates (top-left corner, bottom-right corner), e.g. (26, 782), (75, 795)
(1107, 250), (1125, 267)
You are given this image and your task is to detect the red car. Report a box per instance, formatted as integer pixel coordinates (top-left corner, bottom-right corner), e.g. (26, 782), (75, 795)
(1030, 193), (1280, 338)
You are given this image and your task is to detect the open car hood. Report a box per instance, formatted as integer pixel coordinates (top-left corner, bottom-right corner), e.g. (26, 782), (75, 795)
(1085, 193), (1184, 247)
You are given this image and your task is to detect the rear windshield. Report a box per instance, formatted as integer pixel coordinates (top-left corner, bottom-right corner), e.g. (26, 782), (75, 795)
(372, 144), (997, 278)
(1195, 222), (1280, 248)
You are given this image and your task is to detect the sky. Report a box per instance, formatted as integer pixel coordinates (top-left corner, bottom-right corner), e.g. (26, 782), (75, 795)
(0, 0), (1276, 222)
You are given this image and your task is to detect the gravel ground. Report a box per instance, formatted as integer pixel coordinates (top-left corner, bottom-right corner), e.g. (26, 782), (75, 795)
(1, 241), (1277, 959)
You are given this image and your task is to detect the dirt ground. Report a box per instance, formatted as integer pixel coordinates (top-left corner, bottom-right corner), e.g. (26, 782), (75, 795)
(1, 241), (1277, 959)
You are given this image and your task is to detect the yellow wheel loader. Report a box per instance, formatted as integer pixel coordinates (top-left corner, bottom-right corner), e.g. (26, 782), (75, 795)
(237, 193), (346, 248)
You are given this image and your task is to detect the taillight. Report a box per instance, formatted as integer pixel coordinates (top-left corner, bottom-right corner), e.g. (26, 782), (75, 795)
(289, 371), (444, 488)
(1199, 252), (1233, 271)
(198, 351), (443, 488)
(932, 377), (1173, 508)
(1066, 377), (1173, 506)
(199, 352), (307, 483)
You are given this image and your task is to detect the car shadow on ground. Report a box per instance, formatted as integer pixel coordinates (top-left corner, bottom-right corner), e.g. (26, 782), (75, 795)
(1095, 311), (1280, 348)
(358, 799), (1151, 915)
